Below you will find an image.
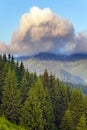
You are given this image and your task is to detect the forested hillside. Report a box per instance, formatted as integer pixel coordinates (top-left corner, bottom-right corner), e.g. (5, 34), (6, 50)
(0, 54), (87, 130)
(21, 52), (87, 85)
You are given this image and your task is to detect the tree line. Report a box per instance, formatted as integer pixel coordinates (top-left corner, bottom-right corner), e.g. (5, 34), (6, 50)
(0, 54), (87, 130)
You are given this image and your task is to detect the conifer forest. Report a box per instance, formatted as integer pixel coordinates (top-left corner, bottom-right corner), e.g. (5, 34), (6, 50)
(0, 54), (87, 130)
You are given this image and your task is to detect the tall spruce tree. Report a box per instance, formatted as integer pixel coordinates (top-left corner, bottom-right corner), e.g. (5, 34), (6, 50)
(2, 70), (21, 123)
(57, 82), (70, 120)
(20, 79), (43, 130)
(68, 88), (84, 126)
(20, 71), (30, 104)
(76, 114), (87, 130)
(20, 79), (56, 130)
(42, 69), (49, 88)
(48, 74), (59, 127)
(83, 96), (87, 119)
(0, 61), (10, 105)
(0, 60), (4, 104)
(19, 61), (25, 81)
(2, 54), (7, 63)
(60, 109), (74, 130)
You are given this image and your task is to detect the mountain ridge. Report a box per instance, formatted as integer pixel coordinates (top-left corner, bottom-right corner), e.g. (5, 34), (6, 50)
(15, 52), (87, 61)
(15, 52), (87, 85)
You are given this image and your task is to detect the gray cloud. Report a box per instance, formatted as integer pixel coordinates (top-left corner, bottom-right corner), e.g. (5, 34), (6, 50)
(0, 6), (87, 55)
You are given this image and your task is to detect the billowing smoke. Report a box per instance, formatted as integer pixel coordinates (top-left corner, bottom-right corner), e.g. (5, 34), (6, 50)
(0, 6), (87, 55)
(0, 42), (9, 54)
(74, 33), (87, 54)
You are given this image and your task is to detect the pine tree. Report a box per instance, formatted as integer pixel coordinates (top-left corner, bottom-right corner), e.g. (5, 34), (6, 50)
(48, 74), (59, 127)
(68, 88), (84, 125)
(0, 61), (9, 105)
(2, 54), (7, 63)
(42, 69), (49, 88)
(20, 79), (43, 130)
(10, 55), (15, 70)
(77, 114), (87, 130)
(2, 70), (21, 123)
(0, 60), (4, 104)
(49, 80), (70, 128)
(11, 55), (14, 63)
(60, 109), (74, 130)
(83, 96), (87, 119)
(19, 61), (25, 80)
(20, 79), (56, 130)
(28, 72), (37, 87)
(20, 71), (30, 104)
(0, 54), (2, 60)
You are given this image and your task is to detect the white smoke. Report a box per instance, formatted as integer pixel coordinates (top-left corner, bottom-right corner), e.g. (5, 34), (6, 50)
(0, 6), (87, 55)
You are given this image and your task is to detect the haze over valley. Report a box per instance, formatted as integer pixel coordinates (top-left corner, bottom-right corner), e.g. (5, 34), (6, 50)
(16, 52), (87, 85)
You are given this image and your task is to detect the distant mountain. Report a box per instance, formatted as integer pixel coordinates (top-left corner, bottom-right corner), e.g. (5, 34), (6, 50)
(14, 55), (30, 61)
(33, 52), (87, 61)
(15, 52), (87, 85)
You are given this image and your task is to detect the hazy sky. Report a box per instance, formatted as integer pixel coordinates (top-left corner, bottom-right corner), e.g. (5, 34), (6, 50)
(0, 0), (87, 55)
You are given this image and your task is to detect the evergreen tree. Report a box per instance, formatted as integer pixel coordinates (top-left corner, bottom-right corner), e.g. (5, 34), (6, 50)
(0, 61), (10, 105)
(48, 74), (59, 127)
(55, 81), (70, 128)
(20, 79), (56, 130)
(60, 109), (74, 130)
(0, 60), (4, 104)
(0, 54), (2, 60)
(18, 61), (25, 81)
(0, 116), (25, 130)
(28, 72), (37, 87)
(10, 55), (15, 70)
(15, 60), (20, 79)
(77, 114), (87, 130)
(42, 69), (49, 88)
(2, 70), (21, 123)
(20, 71), (30, 104)
(2, 54), (7, 63)
(68, 88), (84, 125)
(11, 55), (14, 63)
(20, 80), (43, 130)
(83, 96), (87, 119)
(33, 72), (37, 81)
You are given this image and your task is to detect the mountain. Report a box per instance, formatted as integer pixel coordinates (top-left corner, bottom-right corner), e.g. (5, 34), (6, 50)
(15, 52), (87, 85)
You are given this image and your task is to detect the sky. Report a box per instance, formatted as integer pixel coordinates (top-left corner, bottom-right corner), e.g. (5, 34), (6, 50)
(0, 0), (87, 55)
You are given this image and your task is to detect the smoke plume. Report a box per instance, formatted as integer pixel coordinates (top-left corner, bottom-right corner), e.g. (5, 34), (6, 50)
(0, 7), (87, 55)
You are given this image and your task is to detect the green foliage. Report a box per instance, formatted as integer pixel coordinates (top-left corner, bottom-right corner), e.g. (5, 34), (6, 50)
(77, 114), (87, 130)
(20, 71), (30, 104)
(20, 79), (56, 130)
(0, 54), (87, 130)
(42, 69), (49, 88)
(20, 79), (44, 130)
(55, 81), (70, 127)
(18, 61), (25, 81)
(60, 109), (74, 130)
(2, 54), (7, 63)
(68, 88), (84, 125)
(83, 96), (87, 119)
(2, 70), (21, 123)
(0, 116), (25, 130)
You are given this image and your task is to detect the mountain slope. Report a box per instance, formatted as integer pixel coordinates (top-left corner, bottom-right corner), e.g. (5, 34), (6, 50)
(16, 53), (87, 85)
